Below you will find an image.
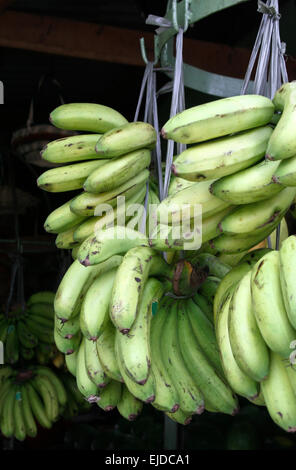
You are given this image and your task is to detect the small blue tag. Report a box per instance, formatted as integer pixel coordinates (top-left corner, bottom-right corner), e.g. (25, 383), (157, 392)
(152, 301), (158, 316)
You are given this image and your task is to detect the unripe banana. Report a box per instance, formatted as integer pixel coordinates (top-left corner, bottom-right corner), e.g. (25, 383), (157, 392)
(198, 276), (221, 305)
(95, 121), (156, 158)
(165, 408), (192, 426)
(279, 235), (296, 329)
(191, 252), (231, 279)
(80, 267), (117, 340)
(204, 228), (275, 256)
(116, 277), (164, 384)
(272, 154), (296, 187)
(251, 250), (296, 359)
(110, 247), (171, 334)
(27, 291), (55, 306)
(37, 160), (108, 193)
(266, 81), (296, 161)
(161, 94), (274, 144)
(215, 291), (260, 400)
(54, 328), (81, 355)
(96, 380), (122, 412)
(83, 148), (151, 194)
(41, 134), (103, 164)
(156, 179), (229, 225)
(228, 270), (270, 382)
(76, 338), (100, 402)
(96, 321), (124, 382)
(55, 224), (81, 250)
(218, 187), (296, 236)
(116, 385), (143, 421)
(84, 337), (110, 388)
(77, 226), (149, 267)
(50, 103), (128, 133)
(210, 159), (283, 205)
(44, 197), (87, 234)
(172, 126), (272, 182)
(261, 351), (296, 432)
(54, 255), (123, 321)
(168, 175), (196, 196)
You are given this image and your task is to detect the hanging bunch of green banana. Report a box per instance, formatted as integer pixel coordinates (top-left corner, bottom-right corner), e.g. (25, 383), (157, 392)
(0, 365), (69, 440)
(0, 291), (59, 365)
(214, 236), (296, 433)
(157, 87), (296, 255)
(37, 102), (159, 255)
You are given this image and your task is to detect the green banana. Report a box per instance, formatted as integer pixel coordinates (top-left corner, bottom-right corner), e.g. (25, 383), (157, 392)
(266, 81), (296, 161)
(32, 366), (68, 406)
(27, 291), (55, 306)
(54, 328), (81, 355)
(41, 134), (103, 164)
(185, 298), (225, 377)
(96, 322), (123, 382)
(55, 312), (80, 338)
(95, 121), (156, 157)
(5, 324), (19, 364)
(116, 277), (164, 384)
(31, 374), (60, 422)
(198, 276), (221, 305)
(116, 384), (143, 421)
(54, 255), (123, 321)
(261, 351), (296, 432)
(272, 155), (296, 186)
(50, 102), (128, 133)
(70, 170), (148, 217)
(279, 235), (296, 329)
(168, 175), (196, 196)
(44, 197), (87, 234)
(228, 270), (270, 382)
(84, 337), (110, 388)
(192, 293), (214, 323)
(65, 349), (78, 376)
(210, 160), (283, 204)
(191, 252), (231, 279)
(80, 267), (117, 340)
(55, 225), (82, 250)
(161, 94), (274, 144)
(77, 226), (149, 267)
(172, 125), (272, 182)
(165, 408), (192, 426)
(160, 302), (205, 415)
(83, 148), (151, 194)
(16, 320), (38, 348)
(110, 246), (170, 334)
(37, 159), (108, 193)
(156, 179), (229, 225)
(150, 299), (180, 413)
(96, 380), (122, 412)
(13, 387), (28, 441)
(28, 302), (55, 319)
(21, 384), (37, 438)
(76, 338), (100, 402)
(1, 384), (16, 438)
(25, 381), (52, 429)
(215, 291), (260, 400)
(251, 250), (296, 359)
(218, 187), (296, 236)
(177, 300), (239, 415)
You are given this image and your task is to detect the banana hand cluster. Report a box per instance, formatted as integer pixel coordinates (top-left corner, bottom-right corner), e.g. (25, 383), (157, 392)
(0, 365), (72, 440)
(0, 291), (59, 365)
(54, 247), (242, 424)
(38, 103), (157, 252)
(214, 239), (296, 433)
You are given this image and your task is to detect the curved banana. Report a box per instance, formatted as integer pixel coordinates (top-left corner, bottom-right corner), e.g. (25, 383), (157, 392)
(50, 102), (128, 133)
(80, 267), (117, 340)
(32, 366), (68, 406)
(76, 338), (100, 402)
(26, 382), (52, 429)
(41, 134), (103, 164)
(84, 337), (110, 388)
(95, 121), (156, 158)
(21, 384), (37, 438)
(168, 175), (196, 196)
(116, 384), (143, 421)
(27, 291), (55, 306)
(272, 154), (296, 187)
(44, 197), (87, 234)
(215, 291), (260, 399)
(54, 328), (81, 355)
(161, 94), (274, 144)
(77, 226), (149, 267)
(31, 374), (60, 422)
(54, 255), (123, 321)
(266, 81), (296, 161)
(279, 235), (296, 329)
(261, 351), (296, 432)
(210, 160), (282, 205)
(83, 148), (151, 194)
(65, 349), (78, 376)
(228, 270), (270, 382)
(191, 252), (231, 279)
(116, 277), (164, 384)
(96, 322), (123, 382)
(172, 125), (272, 182)
(37, 159), (108, 193)
(251, 250), (296, 358)
(96, 380), (122, 412)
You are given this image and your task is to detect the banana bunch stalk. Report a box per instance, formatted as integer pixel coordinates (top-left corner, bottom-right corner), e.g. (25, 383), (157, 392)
(214, 237), (296, 433)
(0, 365), (69, 440)
(157, 87), (296, 255)
(37, 102), (158, 254)
(0, 291), (58, 365)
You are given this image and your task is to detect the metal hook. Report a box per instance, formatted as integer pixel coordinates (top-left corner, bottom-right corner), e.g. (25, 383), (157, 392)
(140, 35), (160, 66)
(172, 0), (191, 33)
